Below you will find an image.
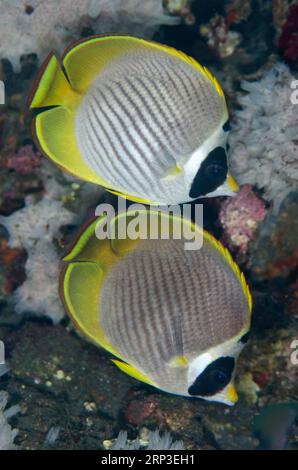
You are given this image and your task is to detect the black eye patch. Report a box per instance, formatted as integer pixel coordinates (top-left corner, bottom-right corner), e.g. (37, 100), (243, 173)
(188, 356), (235, 397)
(239, 331), (250, 344)
(189, 147), (228, 199)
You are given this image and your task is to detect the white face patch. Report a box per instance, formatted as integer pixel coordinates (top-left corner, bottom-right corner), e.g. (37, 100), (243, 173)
(187, 336), (245, 405)
(183, 122), (229, 192)
(204, 176), (238, 198)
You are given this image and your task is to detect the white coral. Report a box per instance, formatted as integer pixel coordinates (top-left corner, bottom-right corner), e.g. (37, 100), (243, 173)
(0, 192), (76, 323)
(0, 0), (180, 70)
(0, 375), (20, 451)
(228, 62), (298, 211)
(109, 429), (184, 450)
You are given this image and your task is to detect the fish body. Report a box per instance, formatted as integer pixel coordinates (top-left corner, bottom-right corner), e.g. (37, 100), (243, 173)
(30, 35), (238, 204)
(61, 210), (252, 405)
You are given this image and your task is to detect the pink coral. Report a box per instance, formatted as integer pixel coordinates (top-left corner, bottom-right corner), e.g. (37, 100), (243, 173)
(219, 184), (267, 254)
(6, 145), (41, 174)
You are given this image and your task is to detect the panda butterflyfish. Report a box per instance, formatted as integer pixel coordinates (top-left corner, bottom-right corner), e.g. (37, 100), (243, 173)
(29, 34), (239, 205)
(60, 209), (252, 405)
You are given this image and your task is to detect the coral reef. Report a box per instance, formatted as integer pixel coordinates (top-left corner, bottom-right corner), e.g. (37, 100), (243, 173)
(0, 173), (77, 322)
(200, 14), (242, 58)
(0, 0), (297, 452)
(225, 0), (252, 25)
(228, 62), (298, 211)
(219, 184), (267, 256)
(0, 0), (183, 70)
(249, 190), (298, 279)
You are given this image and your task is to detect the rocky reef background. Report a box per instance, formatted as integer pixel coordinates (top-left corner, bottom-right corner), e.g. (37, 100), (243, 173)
(0, 0), (297, 450)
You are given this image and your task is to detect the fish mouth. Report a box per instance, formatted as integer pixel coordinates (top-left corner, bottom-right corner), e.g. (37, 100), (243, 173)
(226, 174), (239, 194)
(224, 383), (238, 405)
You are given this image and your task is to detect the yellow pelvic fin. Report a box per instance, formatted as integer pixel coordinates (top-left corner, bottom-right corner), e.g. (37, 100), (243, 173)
(111, 360), (157, 387)
(61, 261), (122, 358)
(30, 52), (79, 109)
(168, 356), (189, 368)
(34, 106), (106, 185)
(162, 164), (183, 183)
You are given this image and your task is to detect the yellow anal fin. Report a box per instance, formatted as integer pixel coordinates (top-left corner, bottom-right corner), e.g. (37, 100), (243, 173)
(111, 360), (157, 387)
(107, 188), (154, 205)
(29, 52), (78, 109)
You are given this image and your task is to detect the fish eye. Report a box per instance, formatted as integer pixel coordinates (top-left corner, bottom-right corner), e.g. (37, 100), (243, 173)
(209, 369), (229, 386)
(189, 147), (228, 199)
(188, 356), (235, 396)
(205, 163), (227, 181)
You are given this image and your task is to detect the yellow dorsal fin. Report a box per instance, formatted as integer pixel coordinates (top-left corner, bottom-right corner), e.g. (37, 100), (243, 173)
(202, 230), (252, 316)
(62, 34), (225, 97)
(111, 360), (157, 387)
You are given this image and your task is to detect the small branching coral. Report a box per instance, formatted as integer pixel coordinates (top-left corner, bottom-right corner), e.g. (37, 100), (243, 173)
(106, 429), (184, 450)
(228, 62), (298, 212)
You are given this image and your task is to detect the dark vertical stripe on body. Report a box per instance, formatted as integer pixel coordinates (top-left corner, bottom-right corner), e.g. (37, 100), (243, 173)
(104, 84), (158, 183)
(116, 81), (171, 169)
(93, 91), (148, 190)
(86, 101), (139, 191)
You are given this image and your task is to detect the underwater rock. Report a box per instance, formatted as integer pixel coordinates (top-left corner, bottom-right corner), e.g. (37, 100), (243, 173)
(0, 0), (183, 70)
(2, 320), (133, 450)
(253, 403), (298, 449)
(219, 184), (267, 258)
(125, 395), (158, 427)
(229, 62), (298, 212)
(249, 190), (298, 280)
(6, 145), (41, 175)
